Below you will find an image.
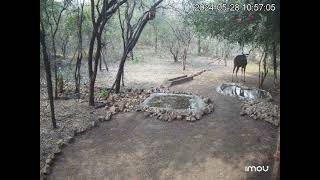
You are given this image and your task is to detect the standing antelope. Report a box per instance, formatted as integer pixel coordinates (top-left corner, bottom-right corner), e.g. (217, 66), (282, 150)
(232, 54), (248, 82)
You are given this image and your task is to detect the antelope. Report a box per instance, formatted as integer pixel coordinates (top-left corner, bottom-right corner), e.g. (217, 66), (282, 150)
(232, 54), (248, 82)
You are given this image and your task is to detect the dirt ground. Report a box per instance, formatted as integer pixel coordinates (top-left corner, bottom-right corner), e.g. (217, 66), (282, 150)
(43, 47), (279, 180)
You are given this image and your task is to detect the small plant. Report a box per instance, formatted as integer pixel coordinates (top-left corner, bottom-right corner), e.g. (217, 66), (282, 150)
(98, 88), (108, 97)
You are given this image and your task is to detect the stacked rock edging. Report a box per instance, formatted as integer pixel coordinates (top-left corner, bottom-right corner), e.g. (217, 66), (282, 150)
(140, 93), (214, 122)
(40, 86), (215, 179)
(240, 99), (280, 126)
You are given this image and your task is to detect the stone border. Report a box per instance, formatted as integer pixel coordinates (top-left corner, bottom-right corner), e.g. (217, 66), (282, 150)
(40, 119), (100, 179)
(240, 99), (280, 127)
(40, 87), (214, 179)
(140, 92), (214, 122)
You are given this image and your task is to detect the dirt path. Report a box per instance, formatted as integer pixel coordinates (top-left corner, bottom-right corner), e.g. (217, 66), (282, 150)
(48, 102), (277, 179)
(46, 55), (278, 180)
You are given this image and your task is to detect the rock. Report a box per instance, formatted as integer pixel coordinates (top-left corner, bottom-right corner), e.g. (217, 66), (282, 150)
(240, 111), (246, 116)
(109, 106), (119, 114)
(208, 104), (214, 111)
(54, 148), (61, 155)
(204, 107), (210, 114)
(203, 98), (209, 103)
(118, 103), (125, 112)
(105, 113), (112, 121)
(40, 174), (46, 180)
(56, 139), (64, 147)
(186, 116), (191, 121)
(78, 127), (86, 134)
(170, 112), (177, 120)
(260, 114), (267, 119)
(195, 113), (201, 120)
(113, 94), (119, 100)
(42, 165), (51, 175)
(98, 115), (105, 121)
(45, 158), (53, 165)
(191, 116), (196, 121)
(144, 112), (151, 117)
(48, 153), (55, 160)
(252, 115), (258, 120)
(91, 121), (97, 127)
(163, 114), (169, 121)
(176, 115), (182, 120)
(79, 99), (86, 103)
(66, 136), (73, 143)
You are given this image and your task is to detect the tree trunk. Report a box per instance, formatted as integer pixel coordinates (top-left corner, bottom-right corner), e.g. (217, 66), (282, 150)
(115, 56), (126, 93)
(182, 48), (187, 71)
(272, 42), (278, 85)
(99, 54), (102, 71)
(61, 40), (68, 59)
(75, 1), (84, 95)
(174, 54), (178, 62)
(44, 1), (68, 100)
(86, 0), (128, 105)
(170, 47), (178, 62)
(62, 44), (66, 59)
(89, 79), (95, 106)
(87, 31), (97, 106)
(102, 50), (109, 71)
(40, 29), (57, 129)
(223, 42), (227, 66)
(197, 35), (201, 55)
(52, 39), (59, 99)
(258, 52), (264, 88)
(259, 52), (268, 88)
(224, 57), (227, 67)
(154, 27), (158, 53)
(113, 0), (164, 93)
(121, 67), (125, 87)
(88, 34), (103, 106)
(74, 53), (82, 94)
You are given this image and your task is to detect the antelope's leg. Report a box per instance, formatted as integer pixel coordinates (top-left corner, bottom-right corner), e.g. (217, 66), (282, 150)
(241, 68), (243, 81)
(235, 67), (240, 82)
(243, 66), (246, 82)
(232, 65), (236, 82)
